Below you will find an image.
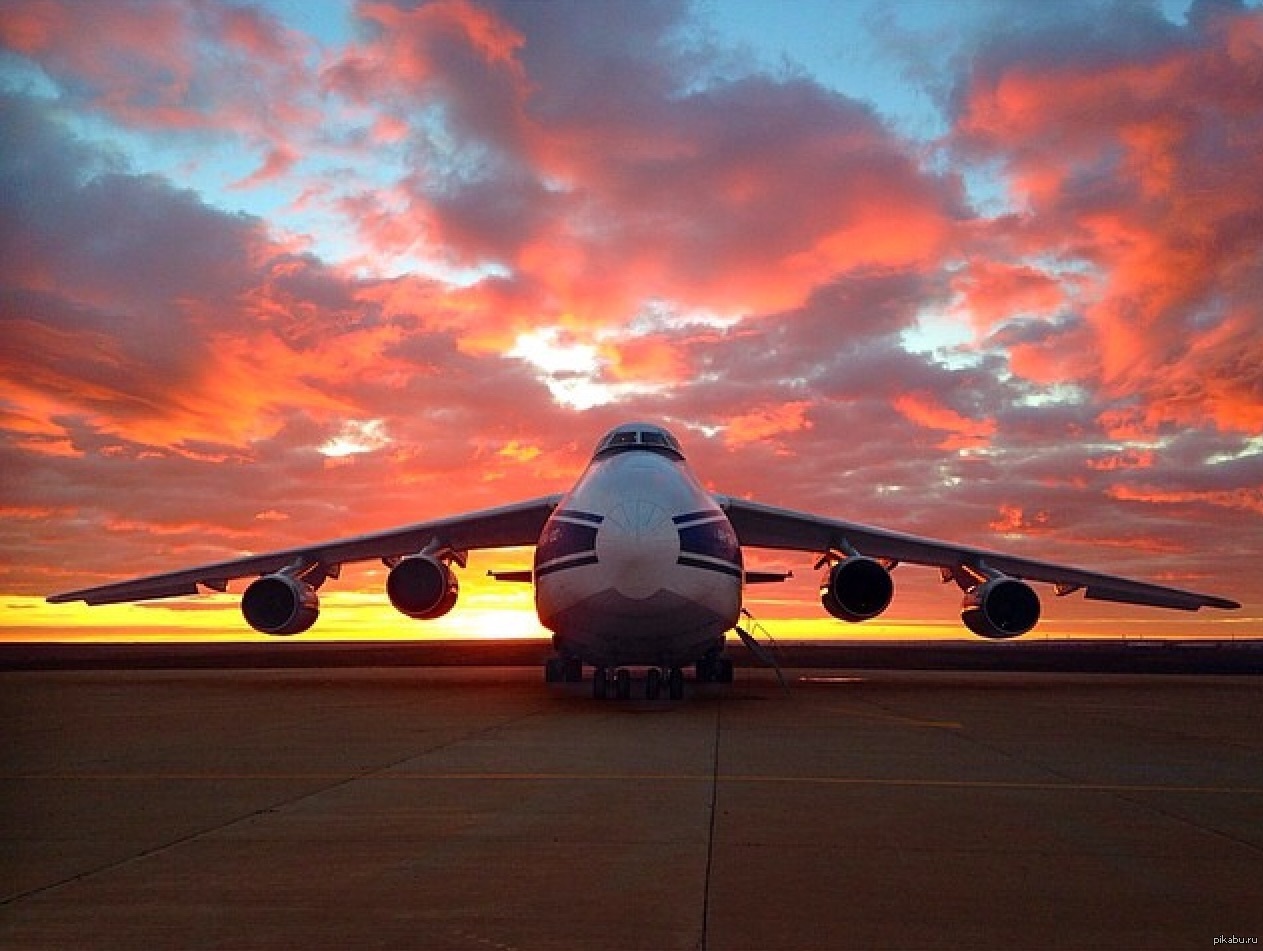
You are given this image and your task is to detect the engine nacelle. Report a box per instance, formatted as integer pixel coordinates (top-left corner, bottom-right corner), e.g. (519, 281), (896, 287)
(820, 556), (895, 622)
(242, 573), (319, 636)
(387, 555), (459, 620)
(961, 577), (1041, 639)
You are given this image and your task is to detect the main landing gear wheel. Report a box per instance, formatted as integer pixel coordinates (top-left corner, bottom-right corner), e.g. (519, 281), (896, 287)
(696, 654), (734, 684)
(615, 668), (632, 700)
(592, 667), (681, 701)
(645, 667), (663, 700)
(546, 656), (586, 684)
(667, 667), (685, 701)
(593, 667), (610, 699)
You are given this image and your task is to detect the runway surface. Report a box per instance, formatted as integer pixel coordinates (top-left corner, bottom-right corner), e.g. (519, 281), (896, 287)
(3, 666), (1261, 949)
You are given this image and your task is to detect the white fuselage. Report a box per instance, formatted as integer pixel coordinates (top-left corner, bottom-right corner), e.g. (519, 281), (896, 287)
(534, 448), (743, 667)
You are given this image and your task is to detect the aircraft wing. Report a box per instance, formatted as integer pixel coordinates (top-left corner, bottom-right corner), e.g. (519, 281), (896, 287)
(48, 495), (563, 606)
(717, 496), (1240, 612)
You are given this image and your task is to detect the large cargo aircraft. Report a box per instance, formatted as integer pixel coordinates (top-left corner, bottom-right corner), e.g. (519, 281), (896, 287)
(50, 422), (1239, 698)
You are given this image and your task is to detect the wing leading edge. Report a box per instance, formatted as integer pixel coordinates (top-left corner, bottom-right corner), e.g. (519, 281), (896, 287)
(717, 496), (1239, 612)
(48, 495), (562, 606)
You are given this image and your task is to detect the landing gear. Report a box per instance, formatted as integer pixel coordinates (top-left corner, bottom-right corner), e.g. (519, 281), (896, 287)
(545, 657), (564, 683)
(695, 654), (734, 684)
(545, 655), (585, 684)
(593, 666), (611, 699)
(667, 666), (685, 701)
(589, 666), (685, 701)
(645, 667), (663, 700)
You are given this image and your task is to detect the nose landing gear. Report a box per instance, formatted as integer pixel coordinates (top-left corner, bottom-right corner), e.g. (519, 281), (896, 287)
(591, 665), (686, 700)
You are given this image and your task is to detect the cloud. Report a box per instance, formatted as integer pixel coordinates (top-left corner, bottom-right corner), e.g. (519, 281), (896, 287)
(723, 402), (814, 449)
(952, 0), (1263, 435)
(320, 0), (967, 336)
(0, 0), (319, 179)
(0, 0), (1258, 627)
(893, 392), (997, 452)
(0, 95), (350, 449)
(951, 259), (1070, 332)
(0, 90), (582, 595)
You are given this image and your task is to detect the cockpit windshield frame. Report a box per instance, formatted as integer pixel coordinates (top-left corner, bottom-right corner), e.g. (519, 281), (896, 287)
(592, 425), (685, 461)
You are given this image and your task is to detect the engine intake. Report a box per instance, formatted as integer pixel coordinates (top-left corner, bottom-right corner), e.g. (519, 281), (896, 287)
(820, 556), (895, 622)
(961, 577), (1041, 639)
(242, 574), (319, 636)
(387, 555), (459, 620)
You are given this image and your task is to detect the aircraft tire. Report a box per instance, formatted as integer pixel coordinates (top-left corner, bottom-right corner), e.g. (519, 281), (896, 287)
(668, 667), (684, 701)
(645, 668), (662, 700)
(718, 656), (734, 683)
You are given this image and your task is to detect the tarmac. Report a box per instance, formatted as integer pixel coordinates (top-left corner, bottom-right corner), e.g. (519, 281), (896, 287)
(2, 660), (1262, 950)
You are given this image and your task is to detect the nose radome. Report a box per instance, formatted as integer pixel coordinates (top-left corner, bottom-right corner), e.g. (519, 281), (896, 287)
(596, 499), (680, 599)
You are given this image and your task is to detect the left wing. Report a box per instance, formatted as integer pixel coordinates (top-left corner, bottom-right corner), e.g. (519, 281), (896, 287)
(718, 496), (1239, 612)
(49, 495), (562, 605)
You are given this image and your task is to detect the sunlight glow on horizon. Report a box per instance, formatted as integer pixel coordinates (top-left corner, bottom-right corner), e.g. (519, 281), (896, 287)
(3, 591), (1253, 644)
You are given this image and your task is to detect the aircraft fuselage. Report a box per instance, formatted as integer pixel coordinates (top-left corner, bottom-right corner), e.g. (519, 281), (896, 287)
(534, 446), (742, 668)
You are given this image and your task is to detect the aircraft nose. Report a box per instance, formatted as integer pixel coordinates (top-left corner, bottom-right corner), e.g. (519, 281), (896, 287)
(596, 499), (680, 599)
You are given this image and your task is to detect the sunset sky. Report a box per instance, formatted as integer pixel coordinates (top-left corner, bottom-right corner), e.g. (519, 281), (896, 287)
(2, 0), (1261, 642)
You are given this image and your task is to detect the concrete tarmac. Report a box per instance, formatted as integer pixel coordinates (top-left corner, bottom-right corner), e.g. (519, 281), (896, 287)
(2, 667), (1261, 950)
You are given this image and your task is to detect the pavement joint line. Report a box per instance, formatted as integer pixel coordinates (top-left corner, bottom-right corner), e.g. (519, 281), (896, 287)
(698, 692), (723, 951)
(0, 707), (555, 908)
(7, 772), (1263, 794)
(928, 710), (1083, 788)
(1095, 785), (1263, 856)
(816, 703), (963, 728)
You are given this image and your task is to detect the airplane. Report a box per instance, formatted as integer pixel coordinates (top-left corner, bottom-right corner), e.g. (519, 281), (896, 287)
(49, 421), (1240, 699)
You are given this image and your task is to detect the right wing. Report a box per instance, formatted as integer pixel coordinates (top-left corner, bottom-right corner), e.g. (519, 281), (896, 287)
(48, 495), (562, 605)
(718, 496), (1240, 612)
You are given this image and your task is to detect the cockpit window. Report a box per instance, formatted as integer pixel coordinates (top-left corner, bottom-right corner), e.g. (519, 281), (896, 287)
(593, 425), (685, 460)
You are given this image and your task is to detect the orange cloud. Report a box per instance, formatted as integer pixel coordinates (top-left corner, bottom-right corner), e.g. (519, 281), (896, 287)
(953, 259), (1068, 331)
(497, 440), (541, 463)
(989, 503), (1051, 534)
(603, 336), (691, 384)
(955, 4), (1263, 437)
(1107, 484), (1263, 517)
(1086, 450), (1155, 472)
(723, 402), (814, 448)
(893, 392), (995, 451)
(324, 4), (964, 334)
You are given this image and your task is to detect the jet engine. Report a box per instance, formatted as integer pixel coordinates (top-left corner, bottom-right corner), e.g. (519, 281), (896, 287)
(242, 573), (319, 636)
(961, 577), (1041, 639)
(820, 556), (895, 622)
(387, 554), (459, 620)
